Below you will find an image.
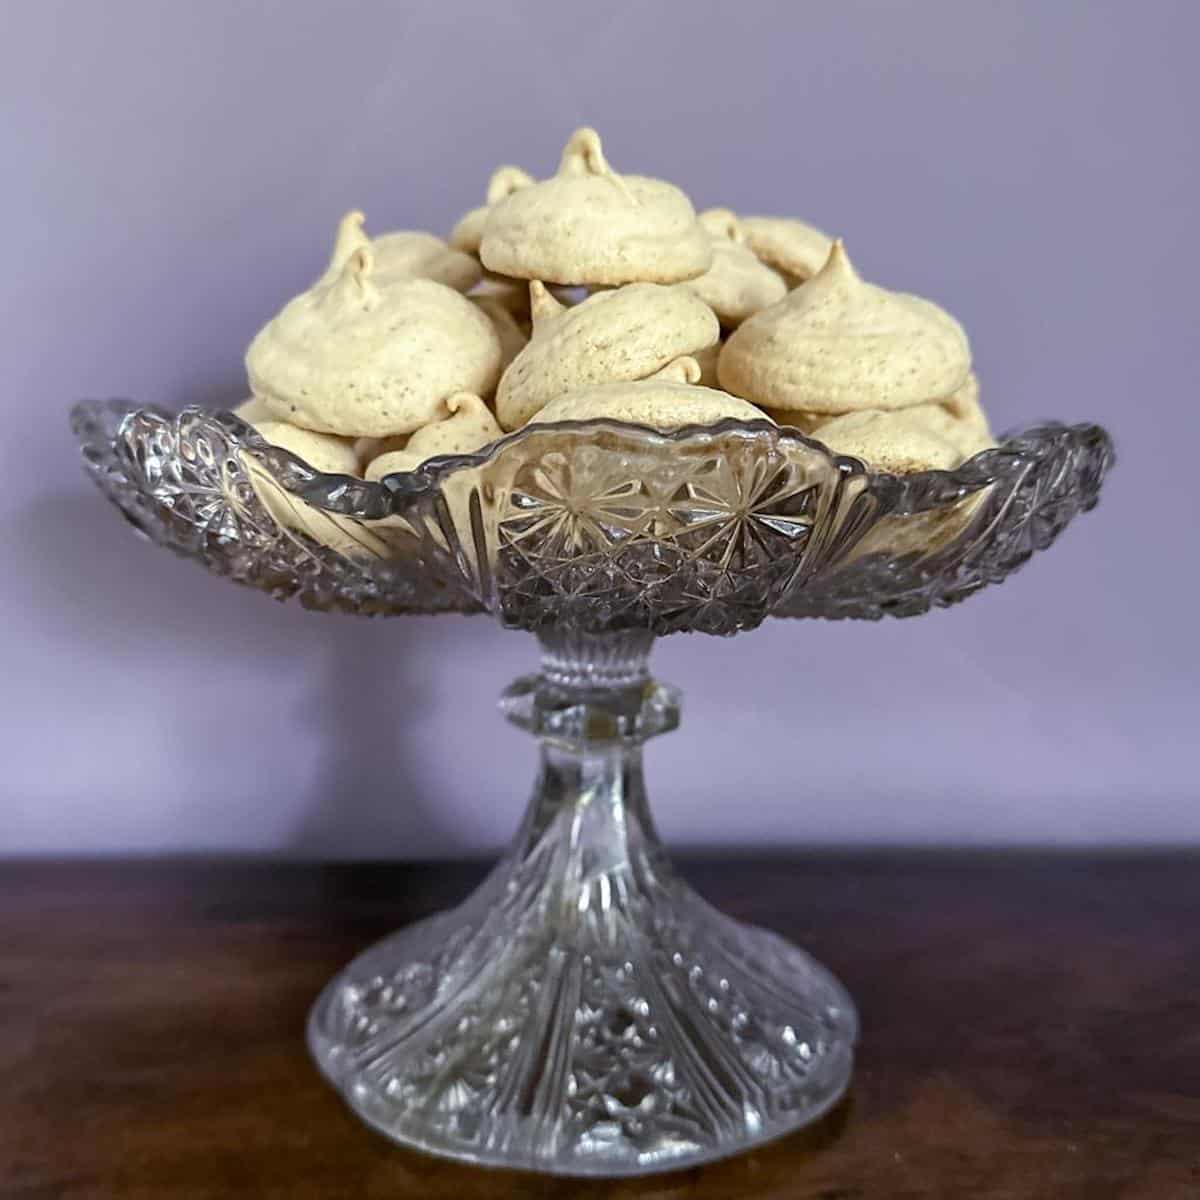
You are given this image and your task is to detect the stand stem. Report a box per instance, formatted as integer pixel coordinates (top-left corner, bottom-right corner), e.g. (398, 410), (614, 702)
(502, 631), (676, 900)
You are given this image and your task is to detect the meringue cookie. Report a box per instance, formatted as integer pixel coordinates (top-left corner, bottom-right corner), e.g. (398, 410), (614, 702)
(757, 407), (827, 435)
(465, 271), (532, 324)
(371, 231), (482, 292)
(320, 210), (480, 292)
(737, 214), (834, 284)
(531, 357), (768, 430)
(718, 240), (971, 414)
(353, 433), (408, 469)
(365, 393), (503, 479)
(904, 377), (995, 460)
(495, 280), (720, 430)
(647, 357), (704, 384)
(760, 377), (991, 447)
(908, 406), (994, 460)
(233, 396), (275, 425)
(248, 247), (502, 437)
(939, 372), (993, 441)
(692, 340), (721, 388)
(449, 166), (535, 254)
(810, 409), (962, 474)
(471, 295), (529, 377)
(244, 420), (392, 559)
(697, 207), (742, 240)
(480, 128), (712, 286)
(251, 419), (360, 476)
(683, 215), (787, 327)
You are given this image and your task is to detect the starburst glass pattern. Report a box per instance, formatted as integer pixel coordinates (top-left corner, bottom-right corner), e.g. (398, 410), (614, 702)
(73, 400), (1112, 632)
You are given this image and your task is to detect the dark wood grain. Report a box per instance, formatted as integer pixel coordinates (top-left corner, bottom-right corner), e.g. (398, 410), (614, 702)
(2, 853), (1198, 1198)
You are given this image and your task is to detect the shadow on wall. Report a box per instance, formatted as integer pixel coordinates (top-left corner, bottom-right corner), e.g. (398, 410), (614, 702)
(20, 483), (468, 857)
(286, 619), (471, 859)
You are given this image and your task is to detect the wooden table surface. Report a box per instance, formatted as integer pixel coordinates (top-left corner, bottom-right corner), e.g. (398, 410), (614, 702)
(3, 853), (1198, 1198)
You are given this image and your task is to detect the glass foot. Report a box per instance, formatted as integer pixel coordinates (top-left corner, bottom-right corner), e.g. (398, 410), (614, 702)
(307, 632), (857, 1176)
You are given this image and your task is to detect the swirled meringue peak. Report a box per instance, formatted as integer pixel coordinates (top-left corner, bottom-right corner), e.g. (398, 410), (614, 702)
(319, 210), (481, 292)
(365, 392), (503, 479)
(684, 211), (787, 327)
(718, 240), (972, 414)
(738, 214), (834, 285)
(247, 247), (502, 437)
(495, 280), (719, 430)
(479, 128), (712, 286)
(449, 165), (535, 254)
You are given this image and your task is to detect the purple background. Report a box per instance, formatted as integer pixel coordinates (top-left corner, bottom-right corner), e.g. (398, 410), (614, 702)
(4, 1), (1196, 855)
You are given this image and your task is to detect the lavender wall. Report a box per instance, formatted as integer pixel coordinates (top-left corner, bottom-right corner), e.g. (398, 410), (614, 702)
(4, 1), (1196, 855)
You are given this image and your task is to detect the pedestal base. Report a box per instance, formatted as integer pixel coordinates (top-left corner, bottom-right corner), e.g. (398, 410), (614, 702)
(308, 854), (855, 1176)
(308, 633), (857, 1175)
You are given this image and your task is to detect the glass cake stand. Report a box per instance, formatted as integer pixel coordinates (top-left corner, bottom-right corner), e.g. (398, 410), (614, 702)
(72, 398), (1113, 1177)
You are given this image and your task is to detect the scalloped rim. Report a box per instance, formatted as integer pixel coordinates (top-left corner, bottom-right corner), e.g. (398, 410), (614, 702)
(70, 397), (1115, 627)
(72, 398), (1112, 521)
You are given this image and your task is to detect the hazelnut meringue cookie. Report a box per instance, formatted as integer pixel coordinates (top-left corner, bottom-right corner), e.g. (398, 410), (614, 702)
(761, 375), (994, 449)
(242, 420), (391, 558)
(467, 274), (532, 324)
(756, 407), (827, 435)
(939, 373), (993, 442)
(353, 432), (407, 470)
(365, 393), (503, 480)
(810, 409), (962, 474)
(247, 247), (502, 437)
(448, 166), (535, 254)
(890, 373), (995, 461)
(250, 420), (360, 476)
(233, 396), (276, 425)
(531, 356), (768, 430)
(735, 214), (834, 285)
(467, 271), (582, 323)
(320, 210), (481, 292)
(480, 128), (712, 286)
(683, 209), (787, 328)
(696, 207), (742, 239)
(495, 280), (720, 431)
(906, 401), (995, 460)
(692, 340), (721, 388)
(469, 295), (529, 377)
(718, 240), (972, 415)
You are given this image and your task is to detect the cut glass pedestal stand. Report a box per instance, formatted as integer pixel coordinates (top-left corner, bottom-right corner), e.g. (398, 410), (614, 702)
(73, 399), (1112, 1176)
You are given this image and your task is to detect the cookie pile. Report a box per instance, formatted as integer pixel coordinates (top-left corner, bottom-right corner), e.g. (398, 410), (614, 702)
(238, 127), (995, 497)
